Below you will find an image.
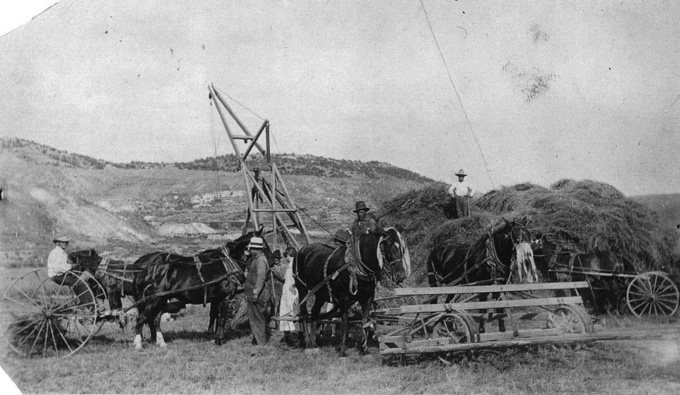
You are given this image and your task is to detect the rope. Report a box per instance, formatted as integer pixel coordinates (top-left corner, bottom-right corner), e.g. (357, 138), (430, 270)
(214, 86), (265, 121)
(418, 0), (495, 189)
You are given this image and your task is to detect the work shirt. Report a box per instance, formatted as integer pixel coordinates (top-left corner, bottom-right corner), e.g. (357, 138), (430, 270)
(245, 253), (270, 300)
(47, 246), (70, 277)
(350, 217), (378, 236)
(448, 180), (475, 198)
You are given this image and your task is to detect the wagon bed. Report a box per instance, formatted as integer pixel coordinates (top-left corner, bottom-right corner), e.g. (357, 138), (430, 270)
(375, 281), (679, 357)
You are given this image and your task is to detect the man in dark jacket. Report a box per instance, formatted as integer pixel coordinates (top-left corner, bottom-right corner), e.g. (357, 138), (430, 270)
(244, 237), (271, 345)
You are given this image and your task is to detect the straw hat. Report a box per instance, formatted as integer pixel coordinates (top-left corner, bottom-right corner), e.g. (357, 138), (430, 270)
(53, 236), (70, 243)
(455, 169), (467, 177)
(247, 237), (264, 249)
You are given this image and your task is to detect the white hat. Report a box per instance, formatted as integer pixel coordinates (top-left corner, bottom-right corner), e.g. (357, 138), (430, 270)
(53, 236), (70, 243)
(247, 237), (264, 249)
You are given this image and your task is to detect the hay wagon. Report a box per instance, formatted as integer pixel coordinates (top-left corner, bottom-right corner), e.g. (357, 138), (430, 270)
(374, 281), (678, 359)
(546, 257), (680, 317)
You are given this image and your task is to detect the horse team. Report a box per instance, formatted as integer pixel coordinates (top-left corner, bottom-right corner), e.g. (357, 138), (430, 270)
(68, 217), (621, 356)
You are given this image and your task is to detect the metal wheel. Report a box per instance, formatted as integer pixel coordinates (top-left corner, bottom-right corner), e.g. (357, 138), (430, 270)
(1, 269), (105, 358)
(546, 304), (593, 334)
(626, 271), (679, 317)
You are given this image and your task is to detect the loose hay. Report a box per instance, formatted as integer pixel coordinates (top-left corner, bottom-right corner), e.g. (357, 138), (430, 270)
(376, 179), (676, 284)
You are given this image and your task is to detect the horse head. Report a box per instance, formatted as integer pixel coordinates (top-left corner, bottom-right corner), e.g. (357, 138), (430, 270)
(377, 227), (411, 285)
(68, 249), (102, 274)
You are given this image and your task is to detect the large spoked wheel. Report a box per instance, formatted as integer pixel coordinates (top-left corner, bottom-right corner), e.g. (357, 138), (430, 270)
(547, 304), (593, 334)
(0, 269), (105, 358)
(627, 271), (680, 317)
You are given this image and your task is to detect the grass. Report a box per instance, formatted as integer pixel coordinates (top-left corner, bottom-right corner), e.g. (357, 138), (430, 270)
(1, 301), (679, 394)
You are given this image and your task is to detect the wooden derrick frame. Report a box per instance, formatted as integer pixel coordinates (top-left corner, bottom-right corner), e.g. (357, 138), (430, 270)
(208, 84), (310, 251)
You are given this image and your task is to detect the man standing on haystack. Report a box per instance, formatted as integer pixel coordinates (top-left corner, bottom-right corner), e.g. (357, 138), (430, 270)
(244, 237), (271, 346)
(448, 169), (475, 218)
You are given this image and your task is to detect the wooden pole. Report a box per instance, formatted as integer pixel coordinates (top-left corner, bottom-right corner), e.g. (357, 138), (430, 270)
(211, 85), (266, 155)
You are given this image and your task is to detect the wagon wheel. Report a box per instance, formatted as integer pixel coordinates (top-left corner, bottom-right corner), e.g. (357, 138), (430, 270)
(431, 312), (478, 344)
(429, 311), (477, 364)
(0, 269), (105, 358)
(546, 304), (593, 334)
(626, 272), (679, 317)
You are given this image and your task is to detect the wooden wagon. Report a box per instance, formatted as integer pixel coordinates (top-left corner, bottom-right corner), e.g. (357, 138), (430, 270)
(374, 281), (678, 358)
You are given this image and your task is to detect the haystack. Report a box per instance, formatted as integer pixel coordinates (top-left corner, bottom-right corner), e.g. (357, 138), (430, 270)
(376, 179), (675, 284)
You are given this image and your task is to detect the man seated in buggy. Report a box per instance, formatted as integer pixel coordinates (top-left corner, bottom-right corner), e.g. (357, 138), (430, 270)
(47, 236), (96, 309)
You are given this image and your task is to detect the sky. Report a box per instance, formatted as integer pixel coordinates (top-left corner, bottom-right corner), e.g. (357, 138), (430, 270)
(0, 0), (679, 196)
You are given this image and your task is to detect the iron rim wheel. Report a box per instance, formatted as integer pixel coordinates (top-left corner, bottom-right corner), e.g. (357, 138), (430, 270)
(546, 305), (590, 334)
(1, 269), (104, 358)
(432, 313), (474, 344)
(627, 272), (679, 317)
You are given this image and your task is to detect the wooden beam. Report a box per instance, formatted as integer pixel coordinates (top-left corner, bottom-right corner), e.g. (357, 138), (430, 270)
(379, 328), (680, 355)
(386, 296), (584, 315)
(394, 282), (590, 296)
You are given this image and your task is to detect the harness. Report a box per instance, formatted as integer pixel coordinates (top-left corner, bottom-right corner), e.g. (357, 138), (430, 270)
(430, 232), (511, 288)
(298, 234), (395, 306)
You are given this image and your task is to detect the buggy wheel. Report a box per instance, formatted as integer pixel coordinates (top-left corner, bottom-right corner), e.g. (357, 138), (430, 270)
(1, 269), (104, 358)
(626, 272), (679, 317)
(546, 304), (593, 334)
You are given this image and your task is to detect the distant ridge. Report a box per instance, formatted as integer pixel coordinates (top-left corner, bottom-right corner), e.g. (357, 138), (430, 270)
(1, 137), (432, 182)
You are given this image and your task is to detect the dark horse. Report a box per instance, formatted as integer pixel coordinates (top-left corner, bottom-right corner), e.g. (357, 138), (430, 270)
(131, 232), (268, 349)
(294, 227), (410, 356)
(532, 236), (636, 313)
(67, 249), (115, 308)
(426, 218), (535, 333)
(68, 247), (242, 334)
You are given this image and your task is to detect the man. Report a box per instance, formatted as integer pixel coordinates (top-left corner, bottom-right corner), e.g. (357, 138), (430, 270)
(244, 236), (272, 346)
(349, 201), (378, 237)
(447, 169), (475, 218)
(47, 236), (94, 307)
(346, 201), (379, 293)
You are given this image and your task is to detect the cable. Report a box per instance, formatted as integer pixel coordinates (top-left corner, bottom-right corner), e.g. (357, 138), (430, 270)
(214, 86), (265, 121)
(418, 0), (495, 189)
(209, 99), (226, 219)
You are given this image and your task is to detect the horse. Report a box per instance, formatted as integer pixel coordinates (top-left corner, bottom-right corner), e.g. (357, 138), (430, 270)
(294, 227), (410, 356)
(426, 218), (536, 333)
(532, 236), (635, 313)
(68, 249), (125, 310)
(131, 231), (268, 349)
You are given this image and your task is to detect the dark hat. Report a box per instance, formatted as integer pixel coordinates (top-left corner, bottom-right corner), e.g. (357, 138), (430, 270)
(455, 169), (467, 177)
(53, 236), (70, 243)
(353, 201), (370, 213)
(272, 250), (282, 260)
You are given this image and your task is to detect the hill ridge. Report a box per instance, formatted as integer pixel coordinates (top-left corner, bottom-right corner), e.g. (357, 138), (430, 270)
(0, 137), (432, 182)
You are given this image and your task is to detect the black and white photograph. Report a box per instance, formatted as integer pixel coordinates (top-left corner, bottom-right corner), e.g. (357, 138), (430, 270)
(1, 1), (679, 394)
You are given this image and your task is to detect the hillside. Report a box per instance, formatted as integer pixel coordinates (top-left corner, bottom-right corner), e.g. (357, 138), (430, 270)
(0, 138), (430, 266)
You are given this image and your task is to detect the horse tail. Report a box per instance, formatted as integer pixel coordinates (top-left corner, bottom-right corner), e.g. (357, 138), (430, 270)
(514, 243), (538, 283)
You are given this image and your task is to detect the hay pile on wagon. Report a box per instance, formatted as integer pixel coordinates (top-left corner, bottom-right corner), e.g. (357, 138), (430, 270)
(376, 179), (676, 285)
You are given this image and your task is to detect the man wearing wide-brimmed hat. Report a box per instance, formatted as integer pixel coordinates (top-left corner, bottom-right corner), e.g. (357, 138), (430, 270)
(244, 236), (272, 345)
(349, 201), (378, 237)
(447, 169), (475, 218)
(47, 236), (94, 307)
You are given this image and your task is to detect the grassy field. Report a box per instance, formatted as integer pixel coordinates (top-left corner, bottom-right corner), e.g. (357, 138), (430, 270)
(0, 265), (679, 395)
